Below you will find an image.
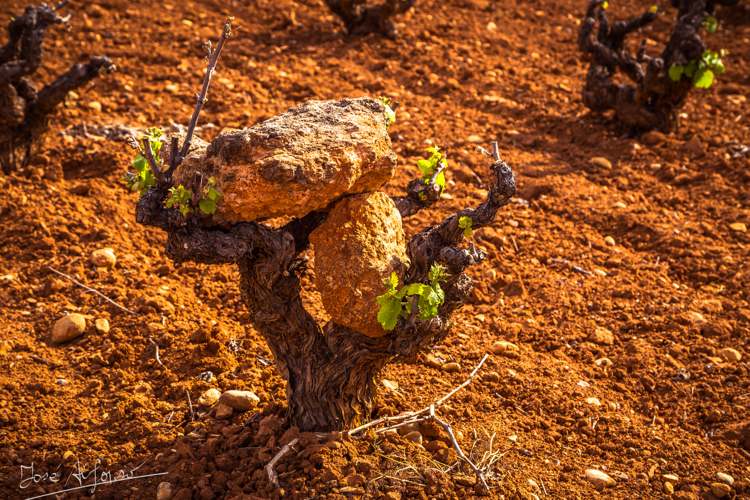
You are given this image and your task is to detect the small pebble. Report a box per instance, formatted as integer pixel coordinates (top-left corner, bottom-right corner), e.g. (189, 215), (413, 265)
(442, 362), (461, 372)
(585, 397), (601, 406)
(467, 134), (483, 143)
(51, 313), (86, 344)
(219, 390), (260, 410)
(214, 403), (233, 419)
(157, 481), (173, 500)
(90, 247), (116, 267)
(710, 482), (732, 498)
(729, 222), (746, 232)
(589, 326), (614, 345)
(604, 236), (616, 246)
(664, 481), (674, 494)
(486, 21), (497, 31)
(87, 101), (102, 112)
(718, 347), (742, 363)
(590, 157), (612, 169)
(595, 357), (613, 367)
(94, 318), (110, 334)
(716, 472), (734, 486)
(585, 468), (616, 488)
(491, 340), (519, 357)
(197, 388), (221, 406)
(403, 430), (423, 444)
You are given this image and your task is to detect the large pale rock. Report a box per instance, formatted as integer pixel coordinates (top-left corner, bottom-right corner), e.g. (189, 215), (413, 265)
(310, 191), (409, 338)
(173, 97), (396, 222)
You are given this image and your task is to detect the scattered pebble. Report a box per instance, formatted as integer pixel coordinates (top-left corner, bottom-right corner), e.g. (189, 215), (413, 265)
(157, 481), (173, 500)
(595, 357), (613, 367)
(90, 247), (116, 267)
(442, 362), (461, 372)
(486, 21), (497, 31)
(51, 313), (86, 344)
(214, 403), (233, 419)
(482, 371), (500, 383)
(729, 222), (746, 233)
(718, 347), (742, 363)
(710, 482), (732, 498)
(641, 130), (666, 146)
(604, 236), (616, 246)
(662, 473), (679, 483)
(585, 397), (601, 406)
(585, 468), (616, 488)
(491, 340), (519, 357)
(403, 430), (423, 444)
(94, 318), (110, 334)
(87, 101), (102, 112)
(197, 388), (221, 406)
(219, 390), (260, 411)
(466, 134), (483, 143)
(589, 326), (614, 346)
(715, 472), (734, 486)
(424, 354), (443, 369)
(590, 157), (612, 169)
(663, 481), (674, 494)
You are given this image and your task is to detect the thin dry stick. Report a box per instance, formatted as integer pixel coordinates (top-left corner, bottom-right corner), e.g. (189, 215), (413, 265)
(429, 405), (488, 491)
(348, 354), (489, 435)
(186, 390), (194, 421)
(266, 438), (299, 488)
(149, 337), (164, 367)
(47, 266), (137, 315)
(178, 18), (233, 165)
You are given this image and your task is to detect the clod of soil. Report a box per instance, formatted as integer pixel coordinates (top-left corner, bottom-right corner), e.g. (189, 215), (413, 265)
(311, 190), (409, 337)
(173, 97), (396, 223)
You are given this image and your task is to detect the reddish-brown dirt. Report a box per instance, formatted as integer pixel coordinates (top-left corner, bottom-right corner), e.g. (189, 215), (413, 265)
(1, 0), (749, 498)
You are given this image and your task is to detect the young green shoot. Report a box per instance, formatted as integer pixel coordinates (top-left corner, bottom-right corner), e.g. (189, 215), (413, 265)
(198, 176), (222, 215)
(164, 184), (193, 217)
(668, 49), (726, 89)
(126, 128), (163, 194)
(376, 263), (448, 331)
(417, 146), (448, 198)
(458, 215), (474, 238)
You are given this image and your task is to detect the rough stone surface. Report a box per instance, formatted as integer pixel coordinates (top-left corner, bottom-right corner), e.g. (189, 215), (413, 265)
(585, 468), (616, 488)
(90, 247), (116, 267)
(310, 191), (409, 338)
(51, 314), (87, 344)
(219, 390), (260, 411)
(197, 388), (221, 406)
(173, 97), (396, 223)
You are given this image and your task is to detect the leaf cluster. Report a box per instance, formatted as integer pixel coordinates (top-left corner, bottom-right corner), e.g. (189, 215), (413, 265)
(458, 215), (474, 238)
(376, 264), (448, 331)
(417, 146), (447, 196)
(668, 49), (726, 89)
(163, 177), (222, 217)
(125, 128), (162, 194)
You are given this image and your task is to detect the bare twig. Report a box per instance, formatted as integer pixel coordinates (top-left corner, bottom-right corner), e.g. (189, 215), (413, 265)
(349, 354), (489, 435)
(491, 141), (501, 162)
(266, 438), (299, 488)
(430, 405), (489, 491)
(47, 266), (137, 315)
(177, 18), (233, 166)
(148, 337), (164, 367)
(186, 390), (194, 421)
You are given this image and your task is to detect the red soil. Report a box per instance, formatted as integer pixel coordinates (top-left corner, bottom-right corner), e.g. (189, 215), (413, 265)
(0, 0), (748, 498)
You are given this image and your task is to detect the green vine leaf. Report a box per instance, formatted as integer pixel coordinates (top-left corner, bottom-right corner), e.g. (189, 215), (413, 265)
(458, 215), (473, 238)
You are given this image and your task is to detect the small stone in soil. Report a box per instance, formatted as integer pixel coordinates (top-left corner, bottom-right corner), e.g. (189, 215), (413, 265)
(491, 340), (519, 357)
(604, 235), (616, 246)
(715, 473), (734, 486)
(589, 326), (614, 345)
(214, 403), (233, 419)
(219, 390), (260, 410)
(710, 482), (732, 498)
(403, 430), (423, 444)
(442, 362), (461, 372)
(90, 247), (117, 267)
(94, 318), (110, 334)
(197, 388), (221, 406)
(157, 481), (173, 500)
(585, 468), (616, 488)
(590, 157), (612, 169)
(51, 313), (87, 344)
(718, 347), (742, 363)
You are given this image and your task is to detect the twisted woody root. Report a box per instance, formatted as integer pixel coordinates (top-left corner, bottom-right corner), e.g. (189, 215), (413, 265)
(578, 0), (732, 133)
(0, 2), (114, 172)
(137, 151), (515, 431)
(324, 0), (416, 38)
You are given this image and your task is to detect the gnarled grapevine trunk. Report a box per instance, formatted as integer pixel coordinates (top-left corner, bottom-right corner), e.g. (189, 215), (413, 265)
(578, 0), (730, 132)
(0, 3), (113, 172)
(324, 0), (416, 38)
(137, 154), (515, 431)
